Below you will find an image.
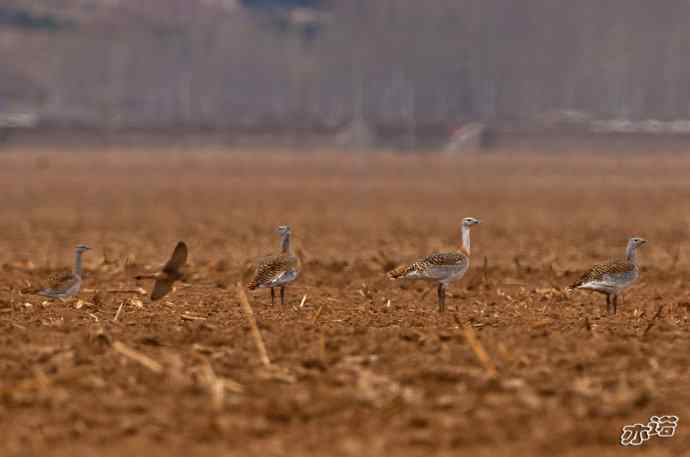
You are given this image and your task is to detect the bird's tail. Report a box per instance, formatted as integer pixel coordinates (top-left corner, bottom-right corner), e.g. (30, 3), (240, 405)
(567, 278), (584, 292)
(568, 276), (586, 290)
(20, 286), (42, 295)
(387, 264), (415, 280)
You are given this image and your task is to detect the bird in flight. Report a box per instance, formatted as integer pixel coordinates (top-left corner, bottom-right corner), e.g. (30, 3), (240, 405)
(135, 241), (188, 301)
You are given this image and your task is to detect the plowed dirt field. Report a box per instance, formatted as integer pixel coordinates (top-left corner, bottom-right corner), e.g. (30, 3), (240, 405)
(0, 149), (688, 456)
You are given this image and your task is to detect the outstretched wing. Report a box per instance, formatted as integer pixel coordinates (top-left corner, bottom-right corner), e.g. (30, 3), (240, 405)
(150, 278), (174, 301)
(162, 241), (187, 274)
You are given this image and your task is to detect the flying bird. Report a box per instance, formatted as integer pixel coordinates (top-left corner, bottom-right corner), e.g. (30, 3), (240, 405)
(247, 225), (301, 305)
(569, 236), (646, 314)
(388, 217), (481, 312)
(135, 241), (188, 301)
(36, 244), (91, 299)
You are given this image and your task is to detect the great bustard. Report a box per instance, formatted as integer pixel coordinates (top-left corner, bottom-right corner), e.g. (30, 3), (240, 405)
(37, 244), (91, 299)
(135, 241), (188, 301)
(247, 225), (300, 305)
(388, 217), (481, 312)
(569, 237), (646, 314)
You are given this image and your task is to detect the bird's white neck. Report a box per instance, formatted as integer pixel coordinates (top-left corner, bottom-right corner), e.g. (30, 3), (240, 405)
(626, 240), (637, 264)
(461, 225), (471, 256)
(281, 233), (291, 254)
(74, 251), (84, 277)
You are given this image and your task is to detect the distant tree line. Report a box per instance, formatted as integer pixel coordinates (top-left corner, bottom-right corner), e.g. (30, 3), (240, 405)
(2, 0), (690, 129)
(0, 7), (67, 30)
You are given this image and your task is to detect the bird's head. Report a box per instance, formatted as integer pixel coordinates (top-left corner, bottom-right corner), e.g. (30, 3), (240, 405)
(75, 244), (91, 253)
(629, 237), (647, 248)
(277, 225), (291, 236)
(462, 217), (481, 227)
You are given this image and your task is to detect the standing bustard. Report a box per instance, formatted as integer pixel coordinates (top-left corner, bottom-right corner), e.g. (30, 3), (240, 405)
(247, 225), (300, 305)
(135, 241), (188, 301)
(569, 237), (647, 315)
(37, 244), (91, 299)
(388, 217), (481, 312)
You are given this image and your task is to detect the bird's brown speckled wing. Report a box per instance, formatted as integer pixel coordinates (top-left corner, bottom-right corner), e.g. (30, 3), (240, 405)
(571, 260), (635, 287)
(422, 252), (468, 267)
(247, 255), (300, 289)
(388, 252), (468, 279)
(35, 270), (79, 296)
(46, 270), (78, 291)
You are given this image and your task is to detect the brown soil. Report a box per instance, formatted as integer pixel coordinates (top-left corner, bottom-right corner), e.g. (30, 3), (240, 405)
(0, 149), (688, 456)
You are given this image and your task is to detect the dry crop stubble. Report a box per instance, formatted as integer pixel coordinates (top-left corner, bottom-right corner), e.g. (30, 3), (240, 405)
(0, 147), (688, 456)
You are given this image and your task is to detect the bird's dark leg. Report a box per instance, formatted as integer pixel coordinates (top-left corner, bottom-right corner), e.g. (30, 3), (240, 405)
(612, 295), (618, 315)
(280, 286), (286, 305)
(271, 287), (275, 305)
(606, 294), (614, 315)
(437, 283), (446, 312)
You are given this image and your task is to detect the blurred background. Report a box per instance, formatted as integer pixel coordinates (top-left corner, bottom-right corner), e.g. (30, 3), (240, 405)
(3, 5), (690, 456)
(2, 0), (690, 151)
